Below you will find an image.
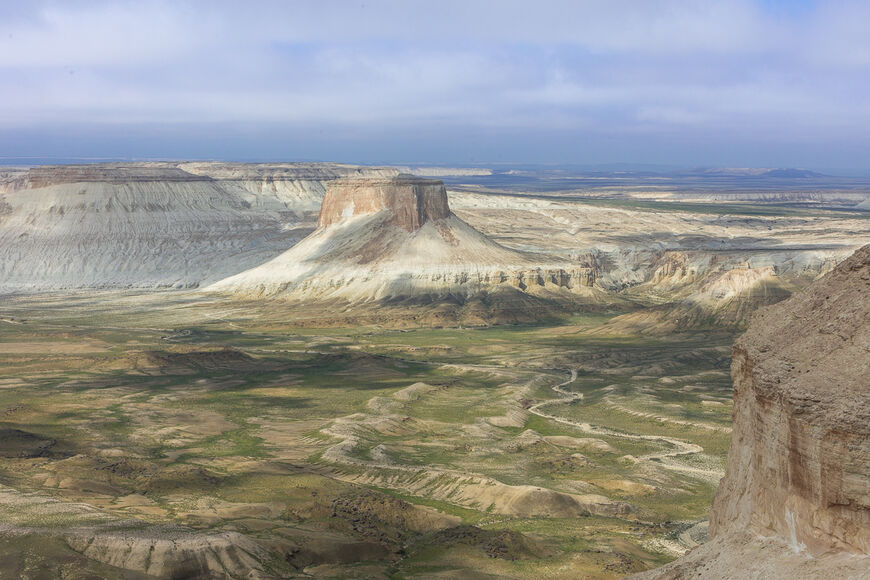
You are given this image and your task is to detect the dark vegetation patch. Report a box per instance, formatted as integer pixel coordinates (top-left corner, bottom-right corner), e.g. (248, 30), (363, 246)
(142, 347), (266, 371)
(286, 538), (391, 569)
(0, 428), (56, 458)
(535, 454), (593, 474)
(330, 490), (454, 549)
(410, 525), (548, 560)
(140, 464), (224, 494)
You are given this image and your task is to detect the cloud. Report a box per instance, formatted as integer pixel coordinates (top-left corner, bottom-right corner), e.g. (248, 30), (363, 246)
(0, 1), (218, 67)
(0, 1), (868, 167)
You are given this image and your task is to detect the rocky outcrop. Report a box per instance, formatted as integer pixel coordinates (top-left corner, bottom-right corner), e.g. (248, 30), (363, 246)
(207, 176), (606, 310)
(179, 161), (399, 212)
(6, 162), (398, 194)
(0, 162), (395, 291)
(66, 528), (269, 579)
(4, 162), (861, 329)
(711, 244), (870, 554)
(19, 164), (212, 188)
(513, 268), (595, 290)
(318, 175), (450, 231)
(631, 244), (870, 578)
(0, 481), (288, 578)
(598, 250), (842, 333)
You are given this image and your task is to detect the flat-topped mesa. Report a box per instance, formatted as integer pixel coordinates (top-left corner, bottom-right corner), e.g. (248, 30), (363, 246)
(8, 162), (401, 193)
(318, 175), (450, 232)
(22, 163), (212, 188)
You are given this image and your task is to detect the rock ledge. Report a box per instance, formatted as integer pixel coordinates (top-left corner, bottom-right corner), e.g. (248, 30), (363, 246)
(318, 175), (450, 231)
(631, 244), (870, 579)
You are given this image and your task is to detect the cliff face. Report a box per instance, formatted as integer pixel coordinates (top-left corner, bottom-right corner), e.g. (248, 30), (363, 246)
(0, 162), (395, 290)
(631, 244), (870, 579)
(710, 244), (870, 555)
(318, 176), (450, 231)
(19, 164), (212, 188)
(208, 176), (604, 310)
(179, 162), (399, 212)
(594, 248), (844, 334)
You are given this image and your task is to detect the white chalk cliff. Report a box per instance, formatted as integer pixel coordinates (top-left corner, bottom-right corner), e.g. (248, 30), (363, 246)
(206, 176), (598, 302)
(0, 163), (396, 291)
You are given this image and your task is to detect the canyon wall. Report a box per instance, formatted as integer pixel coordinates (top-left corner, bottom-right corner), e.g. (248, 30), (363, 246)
(710, 244), (870, 555)
(632, 244), (870, 578)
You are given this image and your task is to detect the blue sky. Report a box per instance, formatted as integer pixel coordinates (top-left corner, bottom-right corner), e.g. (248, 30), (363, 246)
(1, 0), (868, 169)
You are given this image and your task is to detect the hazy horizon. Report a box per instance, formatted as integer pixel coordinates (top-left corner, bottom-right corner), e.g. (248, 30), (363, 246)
(2, 1), (869, 170)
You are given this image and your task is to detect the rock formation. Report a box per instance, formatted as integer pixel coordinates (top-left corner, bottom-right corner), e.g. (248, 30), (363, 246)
(178, 161), (399, 212)
(318, 176), (450, 231)
(2, 162), (862, 329)
(65, 527), (269, 578)
(0, 162), (396, 291)
(596, 250), (841, 333)
(631, 244), (870, 579)
(207, 175), (600, 306)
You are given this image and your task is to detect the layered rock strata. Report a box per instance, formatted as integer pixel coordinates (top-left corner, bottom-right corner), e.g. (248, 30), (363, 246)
(208, 176), (601, 304)
(0, 162), (396, 290)
(711, 244), (870, 555)
(631, 244), (870, 578)
(318, 176), (449, 231)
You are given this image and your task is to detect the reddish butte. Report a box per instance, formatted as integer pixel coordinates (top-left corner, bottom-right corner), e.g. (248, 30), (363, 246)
(319, 176), (450, 232)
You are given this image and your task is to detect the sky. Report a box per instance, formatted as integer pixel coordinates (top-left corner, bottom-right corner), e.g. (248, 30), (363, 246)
(1, 0), (869, 170)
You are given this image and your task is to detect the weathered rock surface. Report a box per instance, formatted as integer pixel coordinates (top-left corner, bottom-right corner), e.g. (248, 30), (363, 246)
(631, 244), (870, 578)
(179, 161), (398, 212)
(0, 482), (283, 578)
(600, 263), (799, 333)
(712, 244), (870, 554)
(452, 189), (865, 329)
(3, 162), (865, 328)
(66, 527), (269, 579)
(207, 176), (602, 305)
(318, 176), (450, 231)
(0, 162), (396, 291)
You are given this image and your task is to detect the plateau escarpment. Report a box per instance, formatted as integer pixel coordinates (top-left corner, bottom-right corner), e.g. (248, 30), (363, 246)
(317, 176), (450, 231)
(2, 162), (866, 329)
(178, 161), (399, 212)
(0, 162), (396, 291)
(632, 244), (870, 579)
(598, 256), (811, 333)
(450, 190), (863, 330)
(207, 176), (603, 315)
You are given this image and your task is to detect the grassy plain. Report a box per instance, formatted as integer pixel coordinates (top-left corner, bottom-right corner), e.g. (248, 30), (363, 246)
(0, 294), (734, 578)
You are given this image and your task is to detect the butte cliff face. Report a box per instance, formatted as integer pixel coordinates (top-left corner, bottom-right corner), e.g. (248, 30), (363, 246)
(632, 244), (870, 579)
(207, 176), (600, 309)
(318, 176), (450, 231)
